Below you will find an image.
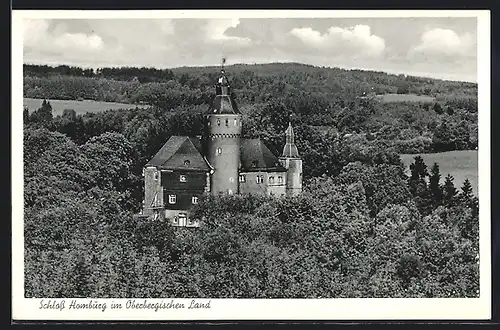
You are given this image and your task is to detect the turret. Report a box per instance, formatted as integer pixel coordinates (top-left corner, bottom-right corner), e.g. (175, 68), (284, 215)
(279, 122), (302, 196)
(204, 60), (242, 195)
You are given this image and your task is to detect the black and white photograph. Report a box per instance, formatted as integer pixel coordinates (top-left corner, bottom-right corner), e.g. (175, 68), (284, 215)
(12, 10), (491, 320)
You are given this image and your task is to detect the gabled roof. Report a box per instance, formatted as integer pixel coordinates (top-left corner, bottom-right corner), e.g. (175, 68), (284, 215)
(240, 138), (287, 172)
(146, 136), (211, 171)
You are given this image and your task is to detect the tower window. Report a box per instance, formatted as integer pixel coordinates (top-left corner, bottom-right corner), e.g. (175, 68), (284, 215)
(154, 171), (158, 180)
(217, 119), (220, 126)
(278, 176), (283, 184)
(239, 174), (246, 183)
(269, 176), (275, 184)
(168, 195), (176, 204)
(179, 175), (187, 182)
(216, 147), (222, 155)
(192, 196), (198, 204)
(225, 118), (229, 127)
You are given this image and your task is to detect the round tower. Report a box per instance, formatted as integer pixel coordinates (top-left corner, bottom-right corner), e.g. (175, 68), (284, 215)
(279, 122), (303, 196)
(205, 65), (242, 195)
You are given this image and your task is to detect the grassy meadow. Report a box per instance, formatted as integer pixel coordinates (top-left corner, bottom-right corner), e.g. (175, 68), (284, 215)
(23, 98), (150, 116)
(400, 150), (478, 196)
(376, 93), (436, 103)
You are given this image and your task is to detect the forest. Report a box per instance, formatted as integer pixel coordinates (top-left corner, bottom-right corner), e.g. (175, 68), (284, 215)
(23, 63), (479, 298)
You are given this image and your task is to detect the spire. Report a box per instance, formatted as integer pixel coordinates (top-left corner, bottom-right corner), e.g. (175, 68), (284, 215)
(209, 60), (240, 114)
(216, 58), (230, 95)
(282, 120), (299, 158)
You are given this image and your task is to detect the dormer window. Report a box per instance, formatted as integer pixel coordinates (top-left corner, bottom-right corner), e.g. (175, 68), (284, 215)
(179, 175), (187, 183)
(251, 160), (258, 168)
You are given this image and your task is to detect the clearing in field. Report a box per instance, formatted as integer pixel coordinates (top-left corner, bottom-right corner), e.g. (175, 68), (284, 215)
(376, 94), (436, 103)
(23, 98), (150, 116)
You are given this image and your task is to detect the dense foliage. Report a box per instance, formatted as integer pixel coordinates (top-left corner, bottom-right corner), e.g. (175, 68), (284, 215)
(24, 63), (478, 153)
(23, 63), (479, 298)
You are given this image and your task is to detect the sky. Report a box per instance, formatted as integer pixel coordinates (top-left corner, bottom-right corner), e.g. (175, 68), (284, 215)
(22, 16), (478, 82)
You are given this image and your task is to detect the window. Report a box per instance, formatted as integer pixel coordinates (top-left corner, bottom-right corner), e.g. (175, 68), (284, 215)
(173, 217), (178, 225)
(229, 177), (234, 183)
(179, 175), (187, 183)
(234, 119), (237, 126)
(216, 147), (222, 155)
(278, 176), (283, 184)
(154, 171), (158, 180)
(184, 160), (190, 166)
(192, 196), (198, 204)
(168, 195), (176, 204)
(239, 174), (246, 183)
(269, 176), (275, 184)
(225, 118), (229, 127)
(217, 119), (220, 126)
(256, 175), (264, 184)
(179, 213), (187, 225)
(228, 189), (233, 195)
(187, 218), (194, 226)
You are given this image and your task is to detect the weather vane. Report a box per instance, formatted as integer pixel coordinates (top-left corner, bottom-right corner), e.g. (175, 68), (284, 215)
(221, 57), (226, 73)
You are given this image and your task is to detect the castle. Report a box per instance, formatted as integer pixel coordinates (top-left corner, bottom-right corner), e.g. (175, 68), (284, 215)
(141, 66), (302, 227)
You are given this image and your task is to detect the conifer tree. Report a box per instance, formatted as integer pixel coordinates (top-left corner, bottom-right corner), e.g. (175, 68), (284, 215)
(429, 162), (443, 205)
(23, 106), (29, 124)
(460, 178), (474, 202)
(442, 174), (458, 206)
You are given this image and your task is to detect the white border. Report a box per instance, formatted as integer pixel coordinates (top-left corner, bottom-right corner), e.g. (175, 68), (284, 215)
(12, 10), (491, 321)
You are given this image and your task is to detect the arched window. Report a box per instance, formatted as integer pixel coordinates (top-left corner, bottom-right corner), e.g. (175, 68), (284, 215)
(184, 160), (191, 166)
(234, 118), (237, 126)
(225, 118), (229, 127)
(216, 147), (222, 155)
(217, 119), (220, 126)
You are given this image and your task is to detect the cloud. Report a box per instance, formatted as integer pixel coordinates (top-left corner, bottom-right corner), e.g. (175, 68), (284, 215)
(21, 18), (477, 82)
(289, 24), (386, 58)
(24, 19), (104, 54)
(409, 28), (475, 61)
